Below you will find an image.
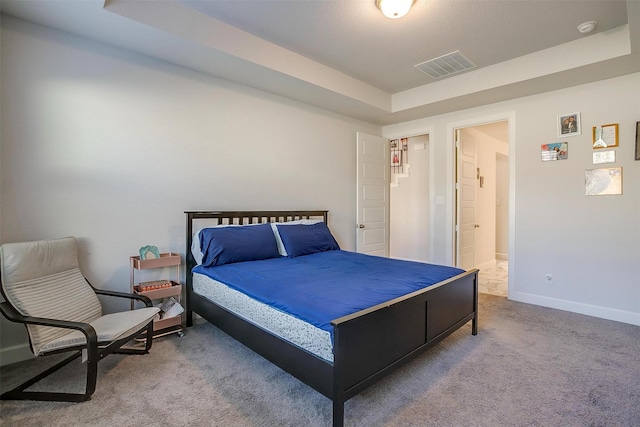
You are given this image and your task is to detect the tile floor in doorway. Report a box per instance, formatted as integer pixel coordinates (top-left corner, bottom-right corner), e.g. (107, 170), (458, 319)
(478, 260), (508, 297)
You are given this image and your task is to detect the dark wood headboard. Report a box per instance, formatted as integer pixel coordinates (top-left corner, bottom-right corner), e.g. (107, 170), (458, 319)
(184, 210), (329, 323)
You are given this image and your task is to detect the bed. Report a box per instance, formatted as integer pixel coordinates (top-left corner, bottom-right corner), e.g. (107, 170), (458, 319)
(185, 210), (478, 427)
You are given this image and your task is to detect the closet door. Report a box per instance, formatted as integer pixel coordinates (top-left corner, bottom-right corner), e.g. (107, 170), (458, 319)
(356, 132), (389, 257)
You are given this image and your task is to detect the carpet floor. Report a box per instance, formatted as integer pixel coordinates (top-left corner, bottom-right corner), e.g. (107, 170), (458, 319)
(1, 294), (639, 426)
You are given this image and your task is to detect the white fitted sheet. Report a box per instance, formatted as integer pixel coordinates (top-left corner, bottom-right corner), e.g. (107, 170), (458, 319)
(193, 272), (334, 363)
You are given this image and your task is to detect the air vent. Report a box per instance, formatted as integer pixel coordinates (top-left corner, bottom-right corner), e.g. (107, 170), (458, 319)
(415, 51), (477, 80)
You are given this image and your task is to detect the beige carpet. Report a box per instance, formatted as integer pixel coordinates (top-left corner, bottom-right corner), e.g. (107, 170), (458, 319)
(1, 294), (639, 426)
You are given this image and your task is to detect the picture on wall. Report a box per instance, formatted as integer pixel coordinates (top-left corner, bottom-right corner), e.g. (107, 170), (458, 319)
(390, 138), (402, 173)
(541, 142), (568, 161)
(592, 123), (618, 149)
(557, 112), (581, 137)
(585, 167), (622, 196)
(593, 150), (615, 164)
(391, 149), (402, 167)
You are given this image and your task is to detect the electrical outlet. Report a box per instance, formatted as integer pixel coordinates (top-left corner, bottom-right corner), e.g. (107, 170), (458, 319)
(545, 274), (553, 285)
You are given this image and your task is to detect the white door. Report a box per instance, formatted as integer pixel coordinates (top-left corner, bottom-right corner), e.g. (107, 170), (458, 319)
(456, 129), (478, 270)
(356, 132), (389, 257)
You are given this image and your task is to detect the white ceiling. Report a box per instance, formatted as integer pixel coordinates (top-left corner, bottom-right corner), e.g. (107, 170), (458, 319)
(1, 0), (638, 125)
(178, 0), (629, 93)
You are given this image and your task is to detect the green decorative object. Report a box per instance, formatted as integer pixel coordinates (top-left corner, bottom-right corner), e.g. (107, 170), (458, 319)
(139, 245), (160, 260)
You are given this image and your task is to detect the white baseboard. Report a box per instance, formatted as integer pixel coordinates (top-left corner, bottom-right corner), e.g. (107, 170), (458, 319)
(496, 253), (508, 260)
(0, 343), (34, 367)
(509, 291), (640, 326)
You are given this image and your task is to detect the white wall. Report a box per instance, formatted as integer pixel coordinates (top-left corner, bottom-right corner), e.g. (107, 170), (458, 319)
(495, 153), (509, 259)
(390, 135), (430, 262)
(0, 16), (380, 364)
(384, 73), (640, 326)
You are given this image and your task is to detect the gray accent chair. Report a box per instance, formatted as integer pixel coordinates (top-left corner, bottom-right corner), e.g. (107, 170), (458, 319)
(0, 237), (160, 402)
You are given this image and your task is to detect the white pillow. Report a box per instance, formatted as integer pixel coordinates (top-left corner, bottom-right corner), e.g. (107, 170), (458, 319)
(270, 219), (322, 256)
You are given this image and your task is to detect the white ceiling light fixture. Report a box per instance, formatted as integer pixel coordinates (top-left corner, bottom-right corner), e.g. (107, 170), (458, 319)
(376, 0), (416, 19)
(577, 20), (597, 34)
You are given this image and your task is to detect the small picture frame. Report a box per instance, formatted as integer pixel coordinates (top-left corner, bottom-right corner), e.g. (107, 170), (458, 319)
(593, 150), (615, 164)
(635, 121), (640, 160)
(139, 245), (160, 260)
(541, 142), (568, 161)
(592, 123), (619, 149)
(557, 112), (581, 137)
(391, 149), (402, 167)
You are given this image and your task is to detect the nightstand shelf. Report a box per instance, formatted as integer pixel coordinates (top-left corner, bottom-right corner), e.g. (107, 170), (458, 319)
(130, 253), (184, 338)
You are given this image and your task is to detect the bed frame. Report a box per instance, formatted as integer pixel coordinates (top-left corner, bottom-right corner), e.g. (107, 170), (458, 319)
(185, 210), (478, 427)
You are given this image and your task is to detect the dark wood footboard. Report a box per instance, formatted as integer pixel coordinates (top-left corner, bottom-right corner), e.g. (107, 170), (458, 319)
(330, 269), (477, 426)
(185, 211), (478, 427)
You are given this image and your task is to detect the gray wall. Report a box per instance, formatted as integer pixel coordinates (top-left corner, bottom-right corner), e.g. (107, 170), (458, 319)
(0, 16), (379, 364)
(385, 73), (640, 326)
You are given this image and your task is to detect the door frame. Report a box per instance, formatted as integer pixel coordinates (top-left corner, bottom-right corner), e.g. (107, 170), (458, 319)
(455, 127), (479, 270)
(448, 112), (516, 297)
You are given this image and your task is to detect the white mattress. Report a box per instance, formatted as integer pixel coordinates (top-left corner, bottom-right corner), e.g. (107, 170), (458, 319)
(193, 272), (334, 363)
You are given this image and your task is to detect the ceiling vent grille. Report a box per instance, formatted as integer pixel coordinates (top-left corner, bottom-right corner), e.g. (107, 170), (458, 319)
(415, 51), (477, 80)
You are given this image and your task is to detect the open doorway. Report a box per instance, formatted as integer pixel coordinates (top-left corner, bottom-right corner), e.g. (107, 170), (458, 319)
(454, 121), (509, 297)
(389, 134), (431, 263)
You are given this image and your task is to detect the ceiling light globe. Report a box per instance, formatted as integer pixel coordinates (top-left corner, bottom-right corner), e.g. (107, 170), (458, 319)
(376, 0), (415, 19)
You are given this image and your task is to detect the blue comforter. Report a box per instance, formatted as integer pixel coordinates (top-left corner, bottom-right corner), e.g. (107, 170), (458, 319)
(193, 250), (464, 335)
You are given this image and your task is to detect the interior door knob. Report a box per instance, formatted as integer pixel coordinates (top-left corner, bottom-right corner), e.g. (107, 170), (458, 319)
(358, 224), (365, 229)
(474, 224), (480, 228)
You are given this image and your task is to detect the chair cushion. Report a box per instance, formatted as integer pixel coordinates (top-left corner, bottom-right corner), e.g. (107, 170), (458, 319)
(13, 268), (104, 355)
(38, 307), (160, 355)
(1, 237), (81, 284)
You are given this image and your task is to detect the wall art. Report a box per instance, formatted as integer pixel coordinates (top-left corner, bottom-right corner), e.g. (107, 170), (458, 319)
(541, 142), (568, 161)
(585, 167), (622, 196)
(557, 112), (581, 137)
(592, 150), (615, 164)
(592, 123), (618, 149)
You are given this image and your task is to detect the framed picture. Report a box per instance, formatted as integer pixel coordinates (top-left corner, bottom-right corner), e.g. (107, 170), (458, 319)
(592, 123), (619, 149)
(557, 112), (581, 137)
(541, 142), (568, 161)
(585, 167), (622, 196)
(593, 150), (615, 164)
(635, 121), (640, 160)
(391, 149), (402, 167)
